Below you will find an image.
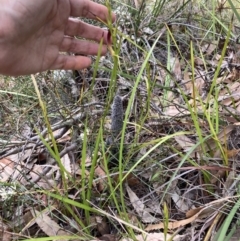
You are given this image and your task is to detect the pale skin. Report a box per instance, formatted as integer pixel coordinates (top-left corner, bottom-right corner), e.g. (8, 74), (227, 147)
(0, 0), (116, 76)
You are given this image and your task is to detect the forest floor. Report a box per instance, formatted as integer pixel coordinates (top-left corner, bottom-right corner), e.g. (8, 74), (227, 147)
(1, 0), (240, 240)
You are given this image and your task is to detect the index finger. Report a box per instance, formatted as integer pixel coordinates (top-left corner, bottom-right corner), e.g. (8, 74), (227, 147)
(69, 0), (116, 23)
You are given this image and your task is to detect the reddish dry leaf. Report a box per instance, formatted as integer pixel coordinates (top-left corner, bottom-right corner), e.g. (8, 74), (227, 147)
(145, 211), (198, 230)
(95, 165), (107, 192)
(146, 198), (227, 231)
(107, 30), (112, 46)
(186, 198), (226, 218)
(194, 56), (205, 65)
(226, 148), (240, 158)
(37, 151), (48, 163)
(125, 173), (142, 187)
(186, 206), (203, 218)
(113, 173), (143, 187)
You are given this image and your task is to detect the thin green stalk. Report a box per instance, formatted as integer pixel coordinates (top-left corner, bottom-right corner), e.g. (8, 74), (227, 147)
(81, 123), (90, 225)
(214, 200), (240, 241)
(100, 125), (121, 213)
(163, 202), (169, 241)
(31, 75), (68, 190)
(86, 123), (102, 202)
(116, 27), (165, 232)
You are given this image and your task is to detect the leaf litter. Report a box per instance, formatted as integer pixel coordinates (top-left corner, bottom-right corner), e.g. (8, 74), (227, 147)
(1, 0), (240, 240)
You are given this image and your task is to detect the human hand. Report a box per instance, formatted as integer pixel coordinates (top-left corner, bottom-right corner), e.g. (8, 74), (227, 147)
(0, 0), (115, 76)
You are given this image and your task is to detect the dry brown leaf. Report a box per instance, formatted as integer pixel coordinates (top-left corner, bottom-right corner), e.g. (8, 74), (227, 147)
(186, 206), (203, 218)
(80, 154), (93, 167)
(21, 123), (32, 138)
(163, 105), (189, 117)
(95, 216), (110, 235)
(0, 158), (14, 181)
(15, 209), (35, 233)
(144, 199), (162, 215)
(95, 165), (107, 192)
(202, 125), (234, 154)
(194, 56), (205, 65)
(226, 148), (240, 158)
(202, 42), (217, 55)
(174, 134), (195, 150)
(236, 101), (240, 113)
(223, 171), (235, 197)
(183, 72), (191, 94)
(171, 189), (194, 212)
(125, 173), (142, 187)
(0, 218), (11, 241)
(45, 128), (71, 143)
(31, 209), (70, 240)
(0, 230), (11, 241)
(30, 164), (43, 177)
(121, 232), (184, 241)
(219, 82), (240, 106)
(56, 129), (71, 143)
(126, 184), (158, 223)
(146, 198), (226, 231)
(29, 165), (56, 189)
(172, 56), (182, 80)
(186, 198), (226, 218)
(192, 74), (205, 97)
(98, 234), (117, 241)
(6, 146), (34, 163)
(55, 153), (71, 181)
(145, 211), (198, 231)
(133, 0), (140, 9)
(61, 153), (72, 179)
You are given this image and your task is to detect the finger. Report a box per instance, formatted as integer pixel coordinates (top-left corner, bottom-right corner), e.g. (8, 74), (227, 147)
(65, 18), (109, 44)
(53, 55), (92, 70)
(69, 0), (116, 23)
(60, 36), (108, 55)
